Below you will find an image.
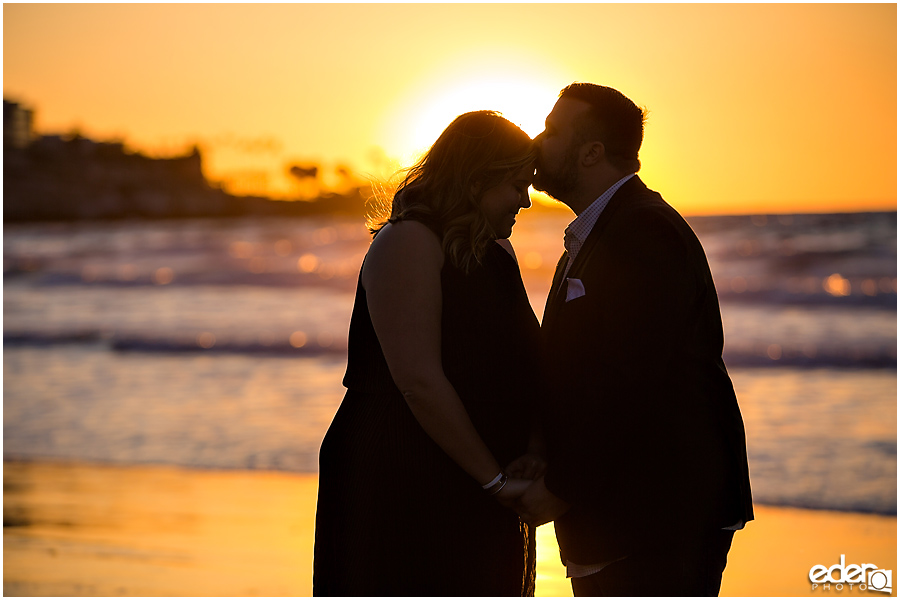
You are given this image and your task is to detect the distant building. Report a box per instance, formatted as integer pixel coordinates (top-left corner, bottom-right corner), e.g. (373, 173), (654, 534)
(3, 98), (369, 221)
(4, 100), (34, 149)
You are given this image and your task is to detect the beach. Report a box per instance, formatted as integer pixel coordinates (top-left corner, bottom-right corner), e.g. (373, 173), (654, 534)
(4, 460), (895, 597)
(4, 213), (896, 596)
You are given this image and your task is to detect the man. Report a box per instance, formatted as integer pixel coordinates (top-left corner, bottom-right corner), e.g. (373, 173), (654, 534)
(512, 83), (754, 596)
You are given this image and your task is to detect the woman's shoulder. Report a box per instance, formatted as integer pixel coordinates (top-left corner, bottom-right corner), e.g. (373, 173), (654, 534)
(363, 220), (444, 287)
(372, 219), (442, 251)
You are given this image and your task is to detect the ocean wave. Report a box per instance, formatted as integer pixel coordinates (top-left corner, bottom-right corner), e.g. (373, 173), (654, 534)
(746, 494), (896, 516)
(3, 329), (348, 356)
(717, 289), (896, 309)
(10, 270), (895, 309)
(3, 328), (895, 368)
(723, 346), (896, 369)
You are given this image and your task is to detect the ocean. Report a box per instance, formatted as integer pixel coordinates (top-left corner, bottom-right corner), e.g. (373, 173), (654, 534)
(3, 209), (896, 515)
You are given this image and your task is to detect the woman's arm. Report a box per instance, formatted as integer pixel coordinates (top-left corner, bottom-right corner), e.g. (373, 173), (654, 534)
(362, 220), (504, 488)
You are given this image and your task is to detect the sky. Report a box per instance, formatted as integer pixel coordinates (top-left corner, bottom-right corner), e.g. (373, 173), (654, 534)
(3, 3), (897, 215)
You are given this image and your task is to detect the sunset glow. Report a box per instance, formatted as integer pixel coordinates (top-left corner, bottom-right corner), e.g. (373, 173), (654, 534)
(3, 3), (896, 214)
(381, 72), (562, 163)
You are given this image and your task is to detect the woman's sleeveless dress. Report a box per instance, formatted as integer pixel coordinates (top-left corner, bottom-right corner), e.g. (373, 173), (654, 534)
(313, 237), (541, 596)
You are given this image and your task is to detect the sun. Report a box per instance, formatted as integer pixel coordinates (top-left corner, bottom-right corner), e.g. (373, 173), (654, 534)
(380, 74), (563, 168)
(407, 77), (556, 149)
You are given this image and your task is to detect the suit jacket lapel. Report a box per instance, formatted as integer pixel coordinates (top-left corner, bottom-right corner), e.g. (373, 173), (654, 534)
(541, 176), (649, 329)
(563, 175), (647, 283)
(542, 250), (569, 327)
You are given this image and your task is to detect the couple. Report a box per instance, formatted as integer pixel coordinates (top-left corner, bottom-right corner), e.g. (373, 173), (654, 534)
(313, 83), (754, 597)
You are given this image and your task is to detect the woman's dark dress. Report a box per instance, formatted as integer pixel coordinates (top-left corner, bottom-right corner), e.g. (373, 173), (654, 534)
(313, 236), (541, 596)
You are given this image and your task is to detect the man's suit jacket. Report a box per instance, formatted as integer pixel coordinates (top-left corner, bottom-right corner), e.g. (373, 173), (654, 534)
(541, 175), (754, 565)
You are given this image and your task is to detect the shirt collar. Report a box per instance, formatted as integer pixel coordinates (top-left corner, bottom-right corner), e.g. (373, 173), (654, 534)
(564, 173), (635, 248)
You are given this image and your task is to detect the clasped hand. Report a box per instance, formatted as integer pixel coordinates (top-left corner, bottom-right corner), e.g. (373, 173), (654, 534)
(494, 454), (570, 527)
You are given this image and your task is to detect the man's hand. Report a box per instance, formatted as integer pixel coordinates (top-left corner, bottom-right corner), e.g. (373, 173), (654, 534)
(494, 477), (533, 509)
(505, 453), (547, 480)
(514, 475), (570, 527)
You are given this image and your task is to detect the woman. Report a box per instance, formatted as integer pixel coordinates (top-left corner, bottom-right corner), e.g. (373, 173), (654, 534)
(313, 111), (542, 596)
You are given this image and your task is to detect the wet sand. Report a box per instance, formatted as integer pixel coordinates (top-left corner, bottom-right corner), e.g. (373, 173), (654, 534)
(3, 460), (895, 597)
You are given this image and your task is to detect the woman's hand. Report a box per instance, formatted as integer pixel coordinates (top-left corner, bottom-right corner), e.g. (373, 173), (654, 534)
(505, 453), (547, 480)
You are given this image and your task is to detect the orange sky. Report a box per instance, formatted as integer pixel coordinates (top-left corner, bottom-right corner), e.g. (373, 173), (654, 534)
(3, 3), (896, 215)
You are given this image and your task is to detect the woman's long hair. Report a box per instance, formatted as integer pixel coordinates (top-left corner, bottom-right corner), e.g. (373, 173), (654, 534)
(369, 111), (535, 273)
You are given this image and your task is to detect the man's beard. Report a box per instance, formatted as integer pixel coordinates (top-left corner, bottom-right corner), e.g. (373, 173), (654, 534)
(533, 145), (580, 202)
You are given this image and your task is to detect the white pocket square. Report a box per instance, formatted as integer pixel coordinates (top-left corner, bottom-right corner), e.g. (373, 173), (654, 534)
(565, 278), (586, 302)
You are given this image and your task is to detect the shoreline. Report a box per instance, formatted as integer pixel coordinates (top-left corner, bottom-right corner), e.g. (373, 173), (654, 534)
(4, 460), (896, 597)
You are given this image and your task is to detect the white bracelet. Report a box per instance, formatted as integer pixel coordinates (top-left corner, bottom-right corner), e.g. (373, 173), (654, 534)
(482, 471), (504, 490)
(485, 473), (509, 496)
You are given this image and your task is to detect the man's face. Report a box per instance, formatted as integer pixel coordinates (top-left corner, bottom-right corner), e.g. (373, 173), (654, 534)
(533, 97), (591, 201)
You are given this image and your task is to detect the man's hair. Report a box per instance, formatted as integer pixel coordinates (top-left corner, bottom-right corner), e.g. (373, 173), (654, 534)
(370, 110), (535, 272)
(559, 83), (648, 173)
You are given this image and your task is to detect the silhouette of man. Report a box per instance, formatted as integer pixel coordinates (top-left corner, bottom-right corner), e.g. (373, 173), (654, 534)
(512, 83), (754, 596)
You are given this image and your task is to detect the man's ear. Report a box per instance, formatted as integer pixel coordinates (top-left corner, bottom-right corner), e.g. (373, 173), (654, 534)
(581, 142), (606, 167)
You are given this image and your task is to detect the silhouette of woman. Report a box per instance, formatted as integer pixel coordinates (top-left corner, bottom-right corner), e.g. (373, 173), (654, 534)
(314, 111), (542, 596)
